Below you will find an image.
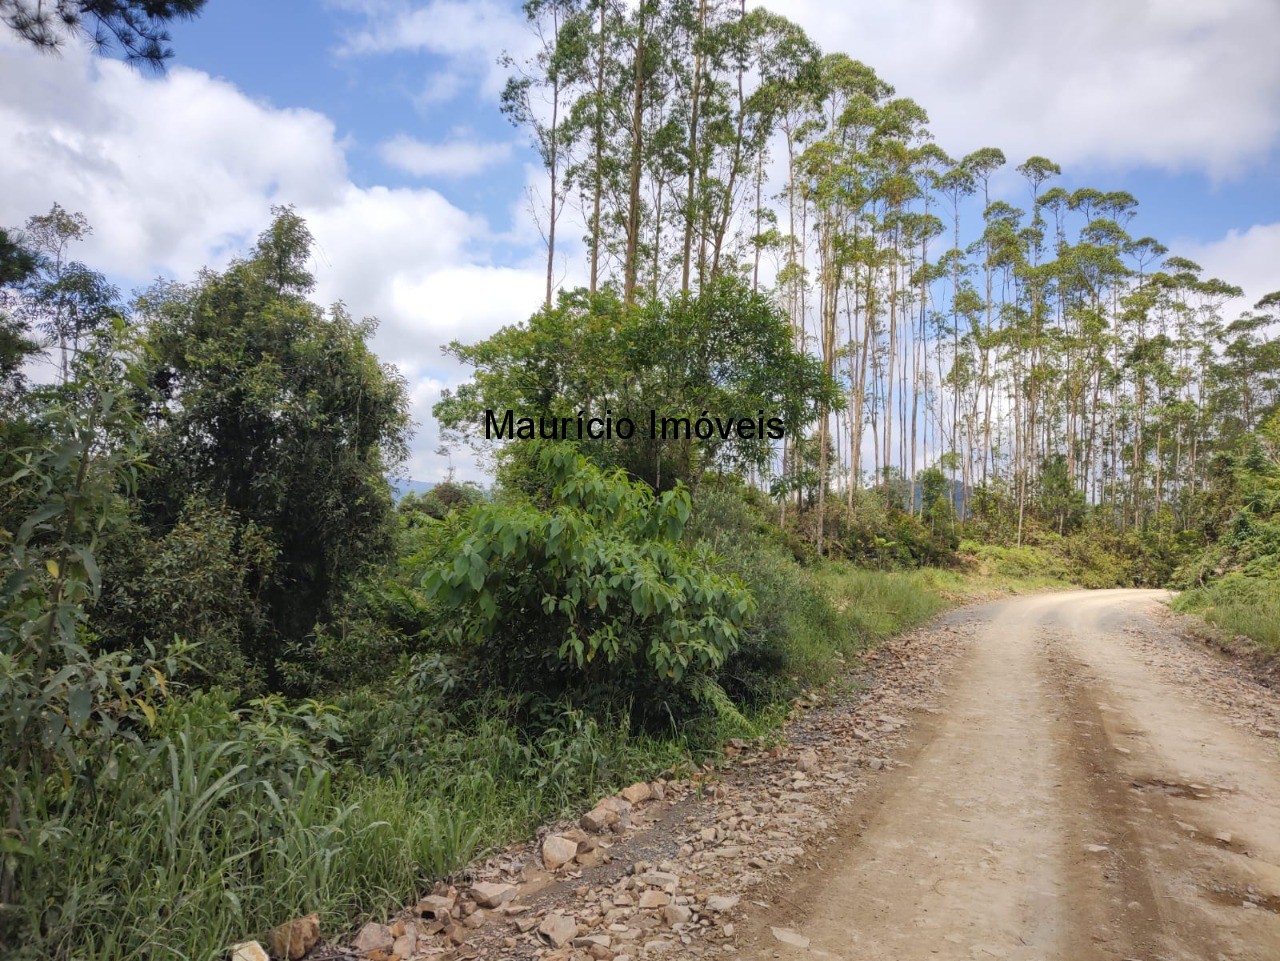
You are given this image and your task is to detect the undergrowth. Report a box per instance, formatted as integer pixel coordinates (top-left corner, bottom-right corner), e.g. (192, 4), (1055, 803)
(1171, 575), (1280, 653)
(3, 691), (686, 961)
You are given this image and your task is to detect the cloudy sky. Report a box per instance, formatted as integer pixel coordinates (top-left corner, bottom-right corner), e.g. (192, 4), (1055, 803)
(3, 0), (1278, 481)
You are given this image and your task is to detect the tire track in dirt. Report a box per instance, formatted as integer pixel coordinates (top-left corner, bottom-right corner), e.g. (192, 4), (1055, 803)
(737, 590), (1280, 961)
(332, 591), (1280, 961)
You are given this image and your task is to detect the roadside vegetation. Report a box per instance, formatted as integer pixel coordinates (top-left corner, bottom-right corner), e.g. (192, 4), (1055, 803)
(2, 2), (1278, 959)
(1170, 416), (1280, 652)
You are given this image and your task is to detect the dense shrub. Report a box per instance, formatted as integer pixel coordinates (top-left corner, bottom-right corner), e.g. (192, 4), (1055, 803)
(796, 490), (958, 569)
(418, 447), (755, 727)
(684, 481), (839, 702)
(94, 498), (274, 694)
(135, 210), (410, 680)
(398, 481), (485, 521)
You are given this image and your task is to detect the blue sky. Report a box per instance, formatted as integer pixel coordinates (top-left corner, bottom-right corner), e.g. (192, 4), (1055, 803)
(167, 0), (1280, 249)
(169, 0), (535, 231)
(3, 0), (1279, 480)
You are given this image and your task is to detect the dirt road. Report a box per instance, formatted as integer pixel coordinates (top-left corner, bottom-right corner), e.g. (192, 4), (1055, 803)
(339, 589), (1280, 961)
(744, 589), (1280, 961)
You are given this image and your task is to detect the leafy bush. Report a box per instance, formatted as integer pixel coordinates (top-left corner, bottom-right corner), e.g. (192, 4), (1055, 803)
(684, 481), (836, 701)
(1175, 424), (1280, 588)
(0, 345), (172, 909)
(398, 481), (485, 522)
(419, 447), (754, 724)
(94, 498), (274, 694)
(804, 491), (958, 569)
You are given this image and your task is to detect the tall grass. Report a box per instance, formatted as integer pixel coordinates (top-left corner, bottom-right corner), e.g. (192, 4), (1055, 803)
(789, 565), (947, 680)
(5, 702), (685, 961)
(1172, 574), (1280, 652)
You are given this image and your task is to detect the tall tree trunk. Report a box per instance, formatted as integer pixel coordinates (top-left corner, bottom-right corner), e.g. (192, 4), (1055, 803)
(680, 0), (706, 293)
(589, 0), (607, 294)
(545, 73), (561, 308)
(623, 4), (647, 306)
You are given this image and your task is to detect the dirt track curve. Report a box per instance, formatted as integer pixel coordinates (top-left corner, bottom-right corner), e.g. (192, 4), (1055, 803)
(742, 589), (1280, 961)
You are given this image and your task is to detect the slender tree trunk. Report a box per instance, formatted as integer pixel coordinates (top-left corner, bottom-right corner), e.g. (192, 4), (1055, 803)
(681, 0), (706, 293)
(622, 5), (647, 306)
(589, 1), (607, 294)
(545, 74), (561, 307)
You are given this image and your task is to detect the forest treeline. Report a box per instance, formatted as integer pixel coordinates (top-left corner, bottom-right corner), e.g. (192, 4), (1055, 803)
(497, 0), (1279, 556)
(1, 2), (1278, 959)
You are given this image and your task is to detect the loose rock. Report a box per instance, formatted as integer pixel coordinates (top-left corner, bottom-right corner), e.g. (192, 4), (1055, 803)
(620, 782), (653, 805)
(663, 904), (692, 926)
(638, 890), (670, 909)
(543, 834), (579, 870)
(269, 914), (319, 961)
(771, 927), (811, 949)
(391, 930), (417, 959)
(352, 922), (394, 956)
(538, 913), (579, 948)
(416, 894), (455, 918)
(581, 806), (618, 833)
(470, 881), (517, 909)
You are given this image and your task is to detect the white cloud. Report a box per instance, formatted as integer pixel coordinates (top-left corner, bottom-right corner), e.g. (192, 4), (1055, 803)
(337, 0), (535, 101)
(379, 133), (514, 177)
(417, 69), (465, 105)
(0, 33), (541, 482)
(762, 0), (1280, 179)
(1, 38), (347, 279)
(1179, 222), (1280, 319)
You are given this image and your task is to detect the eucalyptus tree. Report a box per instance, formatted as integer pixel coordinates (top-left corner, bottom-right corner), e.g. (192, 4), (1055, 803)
(794, 55), (893, 551)
(870, 98), (929, 500)
(494, 2), (1280, 553)
(558, 0), (627, 293)
(1014, 155), (1060, 524)
(18, 205), (120, 384)
(933, 163), (975, 499)
(502, 0), (585, 307)
(958, 148), (1005, 489)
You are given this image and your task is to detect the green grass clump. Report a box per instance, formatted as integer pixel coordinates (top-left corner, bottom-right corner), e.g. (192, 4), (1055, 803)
(811, 564), (947, 646)
(4, 695), (684, 961)
(1171, 574), (1280, 652)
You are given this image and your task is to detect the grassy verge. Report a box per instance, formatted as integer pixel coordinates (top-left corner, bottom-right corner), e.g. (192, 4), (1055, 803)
(6, 699), (689, 961)
(1170, 574), (1280, 654)
(6, 552), (1058, 961)
(785, 559), (1069, 691)
(956, 539), (1115, 591)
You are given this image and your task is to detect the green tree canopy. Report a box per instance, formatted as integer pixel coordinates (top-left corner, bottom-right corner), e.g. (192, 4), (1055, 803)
(435, 278), (836, 492)
(132, 208), (411, 680)
(0, 226), (40, 409)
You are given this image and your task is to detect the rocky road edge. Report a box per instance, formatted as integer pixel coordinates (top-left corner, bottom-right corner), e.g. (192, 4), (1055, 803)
(230, 610), (984, 961)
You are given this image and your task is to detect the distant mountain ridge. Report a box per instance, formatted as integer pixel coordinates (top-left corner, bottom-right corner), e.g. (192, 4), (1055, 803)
(391, 479), (434, 500)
